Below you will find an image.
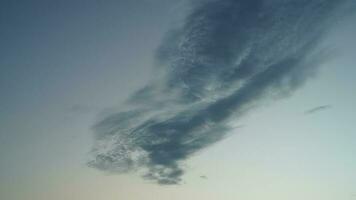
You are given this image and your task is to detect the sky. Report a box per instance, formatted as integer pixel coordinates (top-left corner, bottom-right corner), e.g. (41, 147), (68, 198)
(0, 0), (356, 199)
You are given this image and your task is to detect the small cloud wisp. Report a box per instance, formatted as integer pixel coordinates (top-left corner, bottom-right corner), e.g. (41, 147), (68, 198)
(305, 105), (332, 115)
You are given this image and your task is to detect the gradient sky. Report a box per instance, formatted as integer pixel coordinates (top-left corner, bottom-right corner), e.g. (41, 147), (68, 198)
(1, 0), (356, 199)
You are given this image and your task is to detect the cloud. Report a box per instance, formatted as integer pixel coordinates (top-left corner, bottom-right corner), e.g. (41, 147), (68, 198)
(88, 0), (354, 185)
(304, 105), (332, 115)
(200, 175), (208, 179)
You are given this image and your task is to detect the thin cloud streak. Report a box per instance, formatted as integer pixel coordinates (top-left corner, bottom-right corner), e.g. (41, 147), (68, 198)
(305, 105), (332, 115)
(88, 0), (354, 185)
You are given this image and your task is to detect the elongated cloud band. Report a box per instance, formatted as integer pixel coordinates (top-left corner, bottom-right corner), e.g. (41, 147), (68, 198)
(88, 0), (353, 185)
(305, 105), (332, 115)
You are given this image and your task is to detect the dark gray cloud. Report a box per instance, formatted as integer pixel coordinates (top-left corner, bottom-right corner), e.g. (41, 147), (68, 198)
(305, 105), (332, 115)
(88, 0), (354, 185)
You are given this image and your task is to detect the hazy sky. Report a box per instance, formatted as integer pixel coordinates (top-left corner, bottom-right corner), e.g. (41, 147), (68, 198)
(1, 0), (356, 199)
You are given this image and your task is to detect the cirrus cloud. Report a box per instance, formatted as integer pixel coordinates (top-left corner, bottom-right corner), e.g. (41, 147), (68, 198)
(88, 0), (354, 185)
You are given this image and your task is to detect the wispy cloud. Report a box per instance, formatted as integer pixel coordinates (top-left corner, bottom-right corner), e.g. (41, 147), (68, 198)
(304, 105), (332, 115)
(88, 0), (354, 185)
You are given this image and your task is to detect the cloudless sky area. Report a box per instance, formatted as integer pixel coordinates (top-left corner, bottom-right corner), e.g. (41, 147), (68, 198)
(1, 0), (356, 199)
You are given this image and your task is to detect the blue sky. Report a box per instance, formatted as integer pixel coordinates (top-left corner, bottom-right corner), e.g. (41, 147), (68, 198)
(1, 0), (356, 199)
